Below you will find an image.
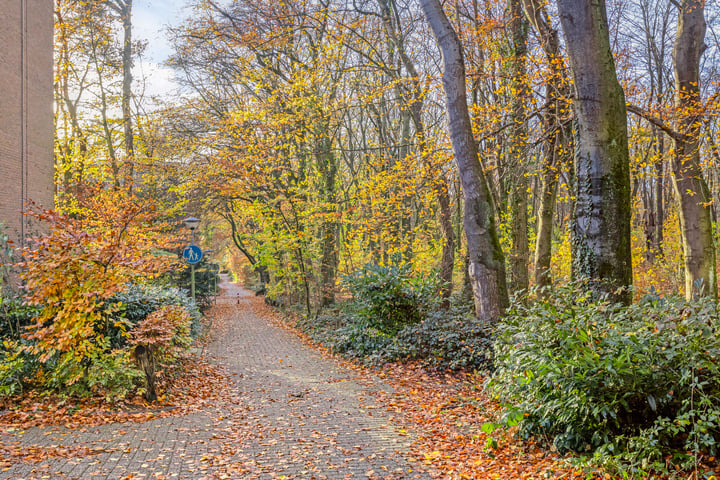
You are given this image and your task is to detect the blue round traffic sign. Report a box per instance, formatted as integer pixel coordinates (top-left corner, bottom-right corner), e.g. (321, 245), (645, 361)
(183, 245), (203, 264)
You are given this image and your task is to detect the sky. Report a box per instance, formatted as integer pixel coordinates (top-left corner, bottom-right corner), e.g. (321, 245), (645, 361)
(132, 0), (189, 100)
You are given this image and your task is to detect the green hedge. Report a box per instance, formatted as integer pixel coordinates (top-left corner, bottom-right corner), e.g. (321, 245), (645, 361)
(491, 285), (720, 473)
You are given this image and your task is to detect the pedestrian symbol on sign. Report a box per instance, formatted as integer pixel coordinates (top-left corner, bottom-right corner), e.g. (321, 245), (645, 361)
(183, 245), (203, 264)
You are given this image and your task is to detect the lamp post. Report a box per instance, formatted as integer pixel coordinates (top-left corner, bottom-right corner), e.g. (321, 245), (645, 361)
(183, 216), (201, 303)
(203, 249), (218, 304)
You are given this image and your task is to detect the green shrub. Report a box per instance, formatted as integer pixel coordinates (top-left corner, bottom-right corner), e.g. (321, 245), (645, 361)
(491, 284), (720, 471)
(42, 346), (143, 401)
(0, 298), (41, 340)
(298, 265), (490, 370)
(0, 339), (37, 396)
(385, 309), (492, 370)
(85, 350), (145, 402)
(331, 322), (394, 359)
(2, 342), (144, 401)
(108, 284), (201, 348)
(302, 306), (492, 370)
(342, 261), (440, 335)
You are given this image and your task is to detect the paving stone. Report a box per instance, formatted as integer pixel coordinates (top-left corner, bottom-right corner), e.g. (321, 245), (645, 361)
(2, 276), (431, 479)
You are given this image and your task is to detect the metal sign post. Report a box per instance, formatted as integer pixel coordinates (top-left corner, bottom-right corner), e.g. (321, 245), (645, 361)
(209, 263), (220, 303)
(182, 245), (203, 303)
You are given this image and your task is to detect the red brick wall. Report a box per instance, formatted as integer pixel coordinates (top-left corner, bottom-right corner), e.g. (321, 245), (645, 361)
(0, 0), (54, 249)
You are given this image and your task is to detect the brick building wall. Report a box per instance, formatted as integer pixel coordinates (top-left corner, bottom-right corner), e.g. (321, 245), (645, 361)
(0, 0), (54, 250)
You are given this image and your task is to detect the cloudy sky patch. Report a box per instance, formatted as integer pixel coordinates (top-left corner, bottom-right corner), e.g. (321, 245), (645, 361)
(132, 0), (188, 102)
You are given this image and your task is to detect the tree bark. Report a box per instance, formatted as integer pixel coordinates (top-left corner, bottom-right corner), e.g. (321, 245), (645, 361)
(420, 0), (509, 321)
(556, 0), (633, 303)
(118, 0), (135, 187)
(316, 128), (338, 307)
(653, 128), (665, 254)
(134, 345), (157, 402)
(507, 0), (530, 294)
(672, 0), (716, 299)
(521, 0), (568, 292)
(377, 0), (456, 305)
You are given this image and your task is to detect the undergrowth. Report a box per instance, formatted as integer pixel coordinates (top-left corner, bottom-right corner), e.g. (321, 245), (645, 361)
(297, 260), (492, 370)
(0, 283), (202, 400)
(491, 284), (720, 478)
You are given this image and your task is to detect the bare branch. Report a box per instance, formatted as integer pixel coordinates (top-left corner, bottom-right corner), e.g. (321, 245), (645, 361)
(626, 103), (687, 142)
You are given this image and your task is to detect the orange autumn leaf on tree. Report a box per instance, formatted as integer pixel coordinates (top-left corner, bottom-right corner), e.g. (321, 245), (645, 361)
(129, 305), (192, 363)
(21, 187), (178, 372)
(128, 305), (193, 402)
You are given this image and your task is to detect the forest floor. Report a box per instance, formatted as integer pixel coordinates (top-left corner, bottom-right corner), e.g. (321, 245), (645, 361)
(0, 277), (599, 479)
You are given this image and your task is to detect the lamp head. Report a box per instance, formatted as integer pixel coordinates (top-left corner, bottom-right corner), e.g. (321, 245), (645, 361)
(183, 216), (201, 231)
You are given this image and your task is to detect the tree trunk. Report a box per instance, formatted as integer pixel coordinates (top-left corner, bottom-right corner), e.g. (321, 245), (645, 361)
(521, 0), (568, 292)
(672, 0), (716, 299)
(534, 120), (568, 292)
(556, 0), (633, 303)
(653, 129), (664, 254)
(436, 186), (456, 306)
(420, 0), (509, 321)
(507, 0), (530, 294)
(118, 0), (135, 188)
(134, 345), (157, 402)
(316, 123), (338, 307)
(378, 0), (456, 305)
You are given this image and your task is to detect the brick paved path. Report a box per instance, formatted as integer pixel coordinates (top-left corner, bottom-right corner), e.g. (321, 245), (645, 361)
(1, 276), (431, 479)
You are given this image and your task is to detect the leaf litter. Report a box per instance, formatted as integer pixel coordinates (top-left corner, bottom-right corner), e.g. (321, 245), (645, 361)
(3, 294), (715, 479)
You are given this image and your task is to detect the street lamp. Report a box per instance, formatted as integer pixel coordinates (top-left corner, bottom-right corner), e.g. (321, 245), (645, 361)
(182, 216), (202, 303)
(183, 216), (201, 243)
